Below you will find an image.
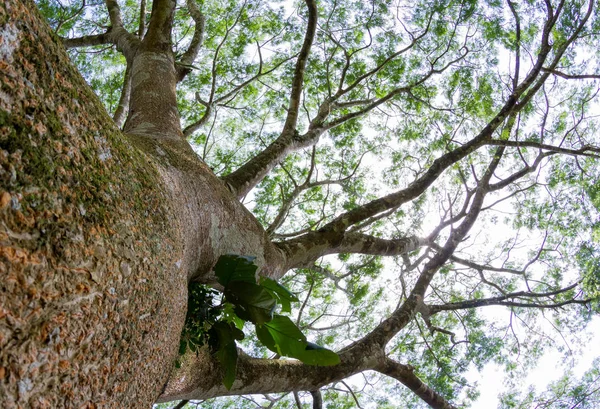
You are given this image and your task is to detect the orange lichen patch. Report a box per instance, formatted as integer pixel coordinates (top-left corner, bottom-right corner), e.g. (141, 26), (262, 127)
(0, 191), (10, 207)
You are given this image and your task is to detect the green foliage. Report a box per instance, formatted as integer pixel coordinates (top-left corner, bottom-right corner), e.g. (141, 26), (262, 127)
(178, 283), (221, 359)
(499, 358), (600, 409)
(179, 255), (339, 389)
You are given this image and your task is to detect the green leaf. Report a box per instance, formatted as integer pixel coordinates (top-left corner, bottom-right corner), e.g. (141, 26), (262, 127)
(179, 339), (188, 355)
(208, 321), (241, 389)
(255, 315), (340, 366)
(259, 277), (299, 313)
(222, 302), (246, 330)
(225, 281), (276, 325)
(215, 339), (238, 390)
(213, 254), (258, 286)
(301, 342), (341, 366)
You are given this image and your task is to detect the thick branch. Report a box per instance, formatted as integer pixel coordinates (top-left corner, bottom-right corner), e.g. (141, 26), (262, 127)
(61, 1), (139, 58)
(61, 33), (110, 48)
(158, 343), (384, 402)
(487, 139), (600, 158)
(221, 127), (324, 198)
(138, 0), (146, 37)
(280, 233), (427, 270)
(104, 0), (140, 59)
(310, 390), (323, 409)
(142, 0), (176, 51)
(376, 359), (459, 409)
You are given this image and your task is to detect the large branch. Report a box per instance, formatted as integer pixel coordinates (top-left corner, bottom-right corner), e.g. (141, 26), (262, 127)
(142, 0), (176, 51)
(137, 0), (146, 37)
(221, 124), (326, 198)
(60, 0), (140, 57)
(104, 0), (140, 59)
(279, 233), (427, 270)
(159, 323), (456, 409)
(60, 1), (140, 60)
(376, 359), (459, 409)
(158, 341), (384, 402)
(62, 33), (110, 48)
(542, 68), (600, 80)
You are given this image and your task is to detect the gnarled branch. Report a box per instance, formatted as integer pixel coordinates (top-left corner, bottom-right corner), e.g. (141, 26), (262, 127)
(376, 359), (459, 409)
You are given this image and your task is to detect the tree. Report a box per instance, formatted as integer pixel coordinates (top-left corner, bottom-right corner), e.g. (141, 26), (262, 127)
(1, 0), (600, 407)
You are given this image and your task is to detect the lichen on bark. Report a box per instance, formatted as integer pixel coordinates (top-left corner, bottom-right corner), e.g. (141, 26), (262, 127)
(0, 1), (187, 406)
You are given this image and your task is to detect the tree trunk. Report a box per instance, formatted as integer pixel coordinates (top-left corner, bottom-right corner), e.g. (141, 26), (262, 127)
(0, 1), (285, 407)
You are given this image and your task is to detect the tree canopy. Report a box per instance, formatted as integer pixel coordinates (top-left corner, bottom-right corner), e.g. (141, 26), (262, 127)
(26, 0), (600, 407)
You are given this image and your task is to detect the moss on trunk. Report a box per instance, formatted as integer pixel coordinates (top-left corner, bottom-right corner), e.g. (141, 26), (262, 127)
(0, 1), (187, 407)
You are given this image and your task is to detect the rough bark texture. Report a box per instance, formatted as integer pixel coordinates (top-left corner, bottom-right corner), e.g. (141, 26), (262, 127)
(0, 1), (286, 407)
(0, 2), (186, 407)
(158, 339), (384, 402)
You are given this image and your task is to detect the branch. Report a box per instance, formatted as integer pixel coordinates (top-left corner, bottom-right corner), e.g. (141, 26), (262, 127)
(62, 33), (110, 49)
(138, 0), (147, 37)
(356, 149), (501, 347)
(376, 359), (459, 409)
(487, 139), (600, 158)
(104, 0), (140, 59)
(310, 390), (323, 409)
(280, 233), (427, 270)
(158, 343), (384, 403)
(105, 0), (124, 27)
(281, 0), (318, 134)
(219, 0), (319, 198)
(433, 247), (525, 276)
(429, 283), (590, 314)
(293, 392), (303, 409)
(184, 49), (293, 137)
(172, 400), (189, 409)
(542, 68), (600, 80)
(142, 0), (177, 51)
(324, 46), (469, 131)
(61, 0), (140, 58)
(176, 0), (206, 81)
(112, 62), (132, 128)
(267, 148), (362, 236)
(487, 151), (550, 191)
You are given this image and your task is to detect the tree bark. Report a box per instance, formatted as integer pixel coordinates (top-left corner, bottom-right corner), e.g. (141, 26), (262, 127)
(0, 1), (285, 407)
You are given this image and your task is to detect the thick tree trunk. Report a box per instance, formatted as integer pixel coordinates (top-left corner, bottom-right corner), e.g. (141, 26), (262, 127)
(0, 1), (285, 407)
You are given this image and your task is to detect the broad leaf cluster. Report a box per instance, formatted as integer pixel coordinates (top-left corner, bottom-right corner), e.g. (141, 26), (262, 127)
(179, 255), (340, 389)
